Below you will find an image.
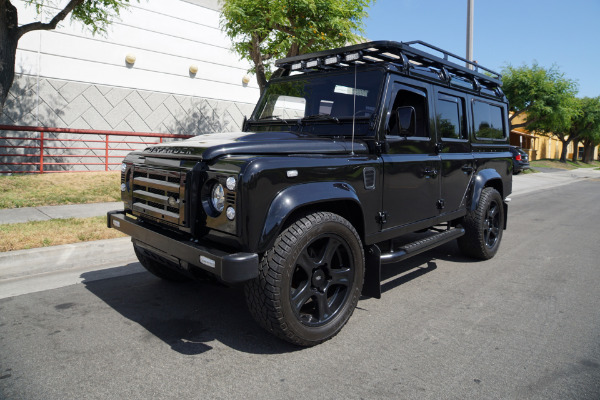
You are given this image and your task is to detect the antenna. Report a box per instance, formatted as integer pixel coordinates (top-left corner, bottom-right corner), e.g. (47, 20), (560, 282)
(351, 62), (357, 155)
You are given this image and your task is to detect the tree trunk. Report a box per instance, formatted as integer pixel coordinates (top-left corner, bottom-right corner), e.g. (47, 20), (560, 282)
(582, 141), (595, 163)
(248, 34), (268, 95)
(0, 0), (20, 116)
(571, 138), (579, 162)
(559, 137), (570, 162)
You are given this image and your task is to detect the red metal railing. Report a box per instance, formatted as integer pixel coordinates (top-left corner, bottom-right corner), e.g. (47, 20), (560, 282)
(0, 125), (194, 173)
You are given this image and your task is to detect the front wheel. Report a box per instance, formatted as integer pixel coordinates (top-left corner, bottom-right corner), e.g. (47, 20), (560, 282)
(245, 212), (364, 346)
(457, 187), (504, 260)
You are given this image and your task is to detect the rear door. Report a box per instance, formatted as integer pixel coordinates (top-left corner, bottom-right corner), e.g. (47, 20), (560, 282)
(433, 87), (474, 214)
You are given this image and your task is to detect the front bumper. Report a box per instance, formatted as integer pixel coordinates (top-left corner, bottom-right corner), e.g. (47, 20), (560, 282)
(107, 210), (258, 283)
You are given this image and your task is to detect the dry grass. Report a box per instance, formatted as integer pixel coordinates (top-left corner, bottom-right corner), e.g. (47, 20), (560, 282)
(0, 216), (126, 252)
(0, 171), (121, 209)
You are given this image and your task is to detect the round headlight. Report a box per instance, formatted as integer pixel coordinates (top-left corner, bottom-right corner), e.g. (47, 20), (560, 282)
(211, 183), (225, 213)
(226, 206), (236, 220)
(226, 176), (237, 191)
(121, 163), (127, 172)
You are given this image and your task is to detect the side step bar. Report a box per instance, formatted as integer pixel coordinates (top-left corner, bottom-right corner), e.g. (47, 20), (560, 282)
(362, 227), (465, 299)
(380, 227), (465, 264)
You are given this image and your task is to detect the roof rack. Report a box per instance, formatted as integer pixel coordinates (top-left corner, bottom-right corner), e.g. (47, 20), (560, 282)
(275, 40), (502, 89)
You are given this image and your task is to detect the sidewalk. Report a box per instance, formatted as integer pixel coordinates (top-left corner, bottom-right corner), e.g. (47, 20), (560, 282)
(511, 167), (600, 197)
(0, 201), (138, 299)
(1, 167), (599, 299)
(0, 201), (122, 225)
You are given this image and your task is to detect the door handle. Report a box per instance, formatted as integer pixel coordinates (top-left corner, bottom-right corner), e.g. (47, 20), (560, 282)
(461, 164), (474, 174)
(424, 167), (438, 178)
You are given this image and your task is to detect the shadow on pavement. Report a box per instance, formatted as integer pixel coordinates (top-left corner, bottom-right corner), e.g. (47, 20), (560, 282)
(378, 238), (479, 295)
(80, 237), (481, 355)
(80, 266), (300, 356)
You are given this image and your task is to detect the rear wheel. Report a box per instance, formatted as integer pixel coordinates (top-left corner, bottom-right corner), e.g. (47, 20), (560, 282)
(245, 212), (364, 346)
(458, 187), (504, 260)
(133, 243), (191, 282)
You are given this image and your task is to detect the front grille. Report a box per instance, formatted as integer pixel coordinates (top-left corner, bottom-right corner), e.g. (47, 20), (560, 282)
(131, 166), (187, 228)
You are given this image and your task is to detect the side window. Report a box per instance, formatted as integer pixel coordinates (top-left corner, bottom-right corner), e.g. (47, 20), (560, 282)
(436, 93), (466, 139)
(473, 100), (505, 139)
(388, 87), (429, 137)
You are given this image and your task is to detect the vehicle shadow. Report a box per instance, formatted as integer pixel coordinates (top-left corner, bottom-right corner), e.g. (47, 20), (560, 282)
(80, 239), (478, 355)
(80, 265), (300, 356)
(378, 238), (479, 294)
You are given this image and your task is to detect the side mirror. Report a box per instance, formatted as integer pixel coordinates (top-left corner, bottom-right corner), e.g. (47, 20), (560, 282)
(396, 106), (416, 136)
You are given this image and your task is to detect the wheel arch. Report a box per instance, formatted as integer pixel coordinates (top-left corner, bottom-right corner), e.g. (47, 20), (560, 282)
(256, 182), (365, 253)
(470, 169), (504, 212)
(469, 169), (508, 230)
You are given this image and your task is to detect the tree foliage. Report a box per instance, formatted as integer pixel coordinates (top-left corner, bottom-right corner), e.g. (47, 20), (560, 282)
(574, 96), (600, 162)
(502, 63), (580, 161)
(0, 0), (136, 114)
(502, 63), (579, 132)
(220, 0), (374, 93)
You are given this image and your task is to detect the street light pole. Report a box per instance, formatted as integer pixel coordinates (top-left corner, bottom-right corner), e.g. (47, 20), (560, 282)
(466, 0), (474, 69)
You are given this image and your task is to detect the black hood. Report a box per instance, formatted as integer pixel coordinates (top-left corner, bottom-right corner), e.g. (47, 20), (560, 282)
(142, 131), (369, 161)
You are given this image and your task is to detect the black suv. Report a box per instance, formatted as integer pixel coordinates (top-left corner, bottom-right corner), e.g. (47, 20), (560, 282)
(108, 41), (512, 346)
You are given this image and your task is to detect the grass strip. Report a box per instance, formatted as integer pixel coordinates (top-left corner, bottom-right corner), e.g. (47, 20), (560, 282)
(0, 172), (121, 209)
(530, 159), (600, 170)
(0, 216), (126, 252)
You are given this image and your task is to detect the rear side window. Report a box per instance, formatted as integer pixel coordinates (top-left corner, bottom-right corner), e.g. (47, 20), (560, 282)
(473, 100), (505, 139)
(436, 93), (466, 139)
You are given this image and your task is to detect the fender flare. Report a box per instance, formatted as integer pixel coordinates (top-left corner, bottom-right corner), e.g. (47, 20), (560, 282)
(257, 182), (362, 252)
(470, 168), (503, 211)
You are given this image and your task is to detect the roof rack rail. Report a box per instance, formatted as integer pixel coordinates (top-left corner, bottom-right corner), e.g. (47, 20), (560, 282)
(275, 40), (502, 89)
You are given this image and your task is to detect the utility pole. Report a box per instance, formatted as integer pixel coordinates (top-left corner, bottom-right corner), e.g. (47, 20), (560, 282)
(466, 0), (474, 69)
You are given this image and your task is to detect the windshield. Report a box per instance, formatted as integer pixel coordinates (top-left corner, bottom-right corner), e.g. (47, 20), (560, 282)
(254, 69), (384, 122)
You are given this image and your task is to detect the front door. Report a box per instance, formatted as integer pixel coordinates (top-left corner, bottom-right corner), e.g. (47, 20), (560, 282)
(381, 80), (441, 231)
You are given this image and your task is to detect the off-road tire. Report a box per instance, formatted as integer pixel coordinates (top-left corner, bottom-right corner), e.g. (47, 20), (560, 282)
(245, 212), (364, 346)
(458, 187), (504, 260)
(134, 243), (191, 282)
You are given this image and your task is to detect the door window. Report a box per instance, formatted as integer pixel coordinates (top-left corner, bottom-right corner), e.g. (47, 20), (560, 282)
(436, 93), (466, 140)
(388, 88), (429, 138)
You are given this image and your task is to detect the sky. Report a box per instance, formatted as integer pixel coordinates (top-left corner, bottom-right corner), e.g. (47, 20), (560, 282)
(365, 0), (600, 98)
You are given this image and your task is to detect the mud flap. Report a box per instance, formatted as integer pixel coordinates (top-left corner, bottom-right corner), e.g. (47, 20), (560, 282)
(362, 244), (381, 299)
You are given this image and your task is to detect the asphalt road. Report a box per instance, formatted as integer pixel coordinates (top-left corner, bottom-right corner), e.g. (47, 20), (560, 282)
(1, 180), (600, 399)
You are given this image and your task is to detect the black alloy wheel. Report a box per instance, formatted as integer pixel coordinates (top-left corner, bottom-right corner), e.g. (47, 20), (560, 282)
(457, 187), (504, 260)
(483, 197), (501, 249)
(245, 212), (364, 346)
(290, 233), (355, 327)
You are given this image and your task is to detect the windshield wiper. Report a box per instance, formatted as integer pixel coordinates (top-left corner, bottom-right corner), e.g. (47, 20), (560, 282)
(300, 114), (340, 124)
(259, 115), (290, 125)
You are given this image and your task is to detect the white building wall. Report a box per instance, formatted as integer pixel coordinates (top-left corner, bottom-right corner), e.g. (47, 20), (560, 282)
(14, 0), (259, 103)
(2, 0), (259, 133)
(0, 0), (260, 172)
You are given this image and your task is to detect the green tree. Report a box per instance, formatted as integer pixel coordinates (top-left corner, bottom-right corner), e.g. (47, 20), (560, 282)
(502, 63), (579, 162)
(220, 0), (374, 93)
(575, 97), (600, 163)
(0, 0), (136, 115)
(533, 93), (580, 163)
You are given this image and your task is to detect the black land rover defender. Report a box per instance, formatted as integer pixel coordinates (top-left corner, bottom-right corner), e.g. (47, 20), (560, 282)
(108, 41), (512, 346)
